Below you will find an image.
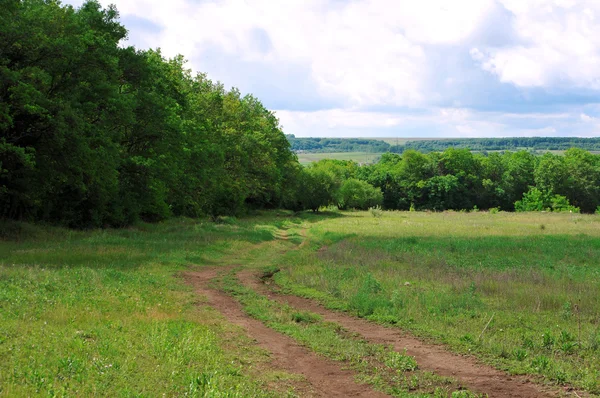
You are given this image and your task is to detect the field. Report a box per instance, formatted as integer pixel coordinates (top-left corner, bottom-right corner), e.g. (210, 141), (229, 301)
(297, 151), (383, 165)
(1, 211), (599, 396)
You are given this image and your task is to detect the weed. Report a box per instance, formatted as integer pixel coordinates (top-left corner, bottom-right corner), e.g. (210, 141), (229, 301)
(369, 205), (384, 218)
(0, 216), (295, 396)
(513, 348), (528, 361)
(291, 311), (321, 324)
(531, 355), (551, 372)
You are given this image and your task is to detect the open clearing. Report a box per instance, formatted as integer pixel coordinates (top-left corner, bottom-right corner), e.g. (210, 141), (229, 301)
(1, 211), (598, 396)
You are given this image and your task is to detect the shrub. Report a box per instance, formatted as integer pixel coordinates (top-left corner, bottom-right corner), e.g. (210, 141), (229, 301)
(338, 179), (383, 210)
(515, 188), (579, 213)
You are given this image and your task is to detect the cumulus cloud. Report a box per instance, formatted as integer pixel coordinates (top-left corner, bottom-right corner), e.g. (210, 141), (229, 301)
(472, 0), (600, 89)
(62, 0), (600, 137)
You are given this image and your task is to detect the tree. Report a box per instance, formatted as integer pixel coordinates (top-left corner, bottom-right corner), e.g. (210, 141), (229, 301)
(338, 179), (383, 210)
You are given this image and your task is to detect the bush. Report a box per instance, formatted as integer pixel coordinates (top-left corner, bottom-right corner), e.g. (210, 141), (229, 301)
(515, 188), (547, 212)
(338, 179), (383, 210)
(515, 188), (579, 213)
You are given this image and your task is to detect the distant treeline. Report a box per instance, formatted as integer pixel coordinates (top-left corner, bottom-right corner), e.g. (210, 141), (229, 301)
(287, 135), (600, 154)
(398, 137), (600, 153)
(286, 135), (391, 153)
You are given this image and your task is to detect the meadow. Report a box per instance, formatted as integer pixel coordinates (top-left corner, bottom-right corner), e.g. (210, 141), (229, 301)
(1, 211), (599, 396)
(275, 211), (600, 393)
(0, 217), (291, 397)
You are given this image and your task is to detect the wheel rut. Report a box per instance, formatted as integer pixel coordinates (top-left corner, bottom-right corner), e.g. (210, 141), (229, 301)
(183, 267), (389, 398)
(238, 269), (568, 398)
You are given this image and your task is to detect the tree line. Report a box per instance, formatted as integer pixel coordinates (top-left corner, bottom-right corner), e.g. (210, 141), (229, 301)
(287, 136), (600, 154)
(395, 137), (600, 153)
(1, 0), (299, 227)
(286, 135), (391, 153)
(301, 148), (600, 214)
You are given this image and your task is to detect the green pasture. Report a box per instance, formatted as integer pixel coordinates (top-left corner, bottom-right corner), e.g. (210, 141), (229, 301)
(275, 211), (600, 394)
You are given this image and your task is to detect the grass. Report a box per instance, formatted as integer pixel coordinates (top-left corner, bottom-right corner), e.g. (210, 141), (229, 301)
(0, 216), (300, 397)
(274, 211), (600, 394)
(3, 210), (600, 396)
(297, 152), (383, 165)
(217, 269), (481, 397)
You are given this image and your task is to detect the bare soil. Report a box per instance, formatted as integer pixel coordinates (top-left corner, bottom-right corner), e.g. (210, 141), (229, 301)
(238, 269), (568, 398)
(183, 267), (389, 398)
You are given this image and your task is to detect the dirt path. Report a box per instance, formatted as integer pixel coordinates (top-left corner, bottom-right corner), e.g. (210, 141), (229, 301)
(239, 269), (562, 398)
(183, 267), (389, 398)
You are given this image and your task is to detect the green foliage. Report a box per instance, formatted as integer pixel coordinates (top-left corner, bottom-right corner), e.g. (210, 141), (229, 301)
(358, 148), (600, 213)
(400, 137), (600, 153)
(288, 136), (600, 155)
(338, 178), (383, 210)
(515, 188), (580, 213)
(1, 0), (296, 227)
(286, 135), (391, 153)
(5, 0), (600, 226)
(514, 188), (548, 212)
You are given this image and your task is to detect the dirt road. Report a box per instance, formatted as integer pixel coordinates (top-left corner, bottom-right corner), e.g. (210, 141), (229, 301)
(238, 269), (557, 398)
(184, 268), (389, 398)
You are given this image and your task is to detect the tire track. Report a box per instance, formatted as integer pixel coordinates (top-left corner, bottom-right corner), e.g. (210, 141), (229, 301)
(239, 269), (566, 398)
(183, 267), (390, 398)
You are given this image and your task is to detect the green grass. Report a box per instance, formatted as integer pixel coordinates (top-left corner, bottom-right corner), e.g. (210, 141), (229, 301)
(3, 210), (600, 396)
(297, 152), (383, 165)
(0, 216), (299, 397)
(218, 270), (479, 397)
(275, 211), (600, 394)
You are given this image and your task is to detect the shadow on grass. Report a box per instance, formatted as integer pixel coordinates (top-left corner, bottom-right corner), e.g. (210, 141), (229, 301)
(0, 216), (289, 270)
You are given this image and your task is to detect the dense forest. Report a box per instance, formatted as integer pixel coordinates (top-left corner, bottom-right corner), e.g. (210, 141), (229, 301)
(0, 0), (300, 227)
(287, 136), (600, 154)
(3, 1), (600, 228)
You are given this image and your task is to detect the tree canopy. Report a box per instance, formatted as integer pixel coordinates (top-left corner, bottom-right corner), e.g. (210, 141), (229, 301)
(1, 0), (297, 227)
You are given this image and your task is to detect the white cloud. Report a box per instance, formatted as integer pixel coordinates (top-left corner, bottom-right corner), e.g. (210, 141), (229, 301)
(61, 0), (600, 137)
(64, 0), (496, 107)
(276, 109), (412, 132)
(473, 0), (600, 88)
(581, 113), (597, 122)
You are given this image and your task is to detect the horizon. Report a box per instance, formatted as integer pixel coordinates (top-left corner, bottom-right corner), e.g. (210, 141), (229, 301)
(64, 0), (600, 139)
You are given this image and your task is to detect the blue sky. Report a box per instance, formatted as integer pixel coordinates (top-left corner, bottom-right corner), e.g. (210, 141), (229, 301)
(65, 0), (600, 138)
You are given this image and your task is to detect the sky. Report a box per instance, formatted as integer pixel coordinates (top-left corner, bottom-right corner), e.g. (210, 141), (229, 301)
(64, 0), (600, 138)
